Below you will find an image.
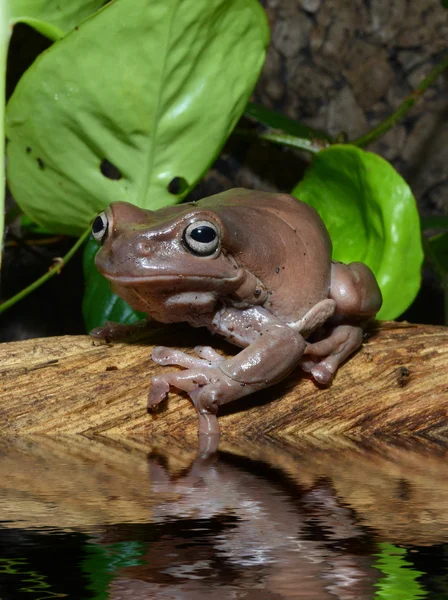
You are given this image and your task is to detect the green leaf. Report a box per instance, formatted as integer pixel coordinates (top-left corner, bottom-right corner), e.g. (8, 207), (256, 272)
(441, 0), (448, 8)
(20, 214), (51, 234)
(6, 0), (269, 236)
(83, 237), (144, 331)
(0, 0), (9, 268)
(245, 102), (331, 141)
(292, 145), (423, 320)
(10, 0), (105, 40)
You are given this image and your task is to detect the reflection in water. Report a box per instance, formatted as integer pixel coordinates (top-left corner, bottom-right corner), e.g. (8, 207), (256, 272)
(0, 436), (446, 598)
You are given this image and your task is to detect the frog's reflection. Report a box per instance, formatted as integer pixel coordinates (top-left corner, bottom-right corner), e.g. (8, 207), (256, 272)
(100, 442), (379, 599)
(2, 435), (443, 598)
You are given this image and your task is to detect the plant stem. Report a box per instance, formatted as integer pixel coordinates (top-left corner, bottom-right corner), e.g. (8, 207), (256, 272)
(352, 53), (448, 148)
(235, 128), (327, 154)
(0, 227), (91, 314)
(237, 54), (447, 154)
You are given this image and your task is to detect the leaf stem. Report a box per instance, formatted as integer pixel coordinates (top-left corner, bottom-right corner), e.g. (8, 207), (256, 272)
(234, 128), (327, 154)
(0, 227), (91, 314)
(352, 53), (448, 148)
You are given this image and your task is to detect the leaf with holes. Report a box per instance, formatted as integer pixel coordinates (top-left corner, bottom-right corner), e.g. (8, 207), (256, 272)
(292, 145), (423, 320)
(6, 0), (269, 236)
(83, 236), (144, 331)
(10, 0), (106, 40)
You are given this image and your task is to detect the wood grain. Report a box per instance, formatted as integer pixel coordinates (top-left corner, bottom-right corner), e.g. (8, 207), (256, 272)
(0, 321), (447, 440)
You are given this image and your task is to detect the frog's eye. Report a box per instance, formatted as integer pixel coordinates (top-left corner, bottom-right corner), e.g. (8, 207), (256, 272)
(92, 212), (109, 244)
(183, 220), (219, 256)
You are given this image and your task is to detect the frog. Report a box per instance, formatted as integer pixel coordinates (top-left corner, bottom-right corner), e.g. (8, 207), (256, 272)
(91, 188), (382, 436)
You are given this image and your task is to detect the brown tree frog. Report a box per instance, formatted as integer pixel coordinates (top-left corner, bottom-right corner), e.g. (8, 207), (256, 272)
(91, 189), (382, 436)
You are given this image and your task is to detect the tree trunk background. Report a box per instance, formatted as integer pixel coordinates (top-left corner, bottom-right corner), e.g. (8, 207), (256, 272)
(195, 0), (448, 217)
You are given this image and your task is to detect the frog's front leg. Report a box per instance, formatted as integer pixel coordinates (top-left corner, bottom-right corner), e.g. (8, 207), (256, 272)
(148, 307), (307, 436)
(90, 318), (157, 342)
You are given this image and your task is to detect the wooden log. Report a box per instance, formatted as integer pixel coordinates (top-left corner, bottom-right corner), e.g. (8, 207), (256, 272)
(0, 321), (447, 439)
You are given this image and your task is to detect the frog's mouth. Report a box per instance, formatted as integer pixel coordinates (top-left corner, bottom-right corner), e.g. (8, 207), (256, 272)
(101, 273), (240, 286)
(107, 277), (232, 321)
(103, 272), (244, 307)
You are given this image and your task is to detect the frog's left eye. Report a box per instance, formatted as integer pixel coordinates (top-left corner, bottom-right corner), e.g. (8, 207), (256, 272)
(92, 212), (109, 244)
(183, 220), (219, 256)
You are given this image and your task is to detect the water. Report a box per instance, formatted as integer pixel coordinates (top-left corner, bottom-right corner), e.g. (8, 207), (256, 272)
(0, 435), (447, 599)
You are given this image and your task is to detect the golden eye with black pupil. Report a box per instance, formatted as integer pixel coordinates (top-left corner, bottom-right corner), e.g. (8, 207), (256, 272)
(92, 212), (109, 244)
(183, 220), (219, 256)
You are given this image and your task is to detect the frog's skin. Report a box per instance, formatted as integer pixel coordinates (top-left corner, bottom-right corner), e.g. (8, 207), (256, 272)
(92, 189), (382, 436)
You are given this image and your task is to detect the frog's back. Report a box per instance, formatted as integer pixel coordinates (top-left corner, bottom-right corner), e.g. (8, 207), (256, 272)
(199, 188), (332, 322)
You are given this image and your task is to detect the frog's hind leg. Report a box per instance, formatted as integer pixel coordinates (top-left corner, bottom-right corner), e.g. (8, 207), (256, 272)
(300, 324), (363, 385)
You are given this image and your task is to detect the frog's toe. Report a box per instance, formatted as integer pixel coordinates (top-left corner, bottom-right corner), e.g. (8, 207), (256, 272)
(300, 356), (334, 385)
(193, 346), (223, 363)
(147, 376), (171, 409)
(152, 346), (208, 369)
(310, 361), (335, 385)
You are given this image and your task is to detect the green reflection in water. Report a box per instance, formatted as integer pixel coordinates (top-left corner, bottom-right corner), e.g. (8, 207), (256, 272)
(374, 543), (427, 599)
(0, 557), (67, 599)
(83, 541), (145, 599)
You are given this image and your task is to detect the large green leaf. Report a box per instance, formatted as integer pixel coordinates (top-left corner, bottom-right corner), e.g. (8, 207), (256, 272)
(0, 0), (9, 268)
(83, 237), (144, 331)
(292, 145), (423, 320)
(10, 0), (105, 40)
(6, 0), (269, 236)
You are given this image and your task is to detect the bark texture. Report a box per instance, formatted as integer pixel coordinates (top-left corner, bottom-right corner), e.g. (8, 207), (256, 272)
(0, 321), (447, 440)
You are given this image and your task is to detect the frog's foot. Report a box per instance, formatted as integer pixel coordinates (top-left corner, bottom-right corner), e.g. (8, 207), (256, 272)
(301, 324), (363, 385)
(148, 369), (221, 435)
(148, 346), (236, 436)
(151, 345), (224, 369)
